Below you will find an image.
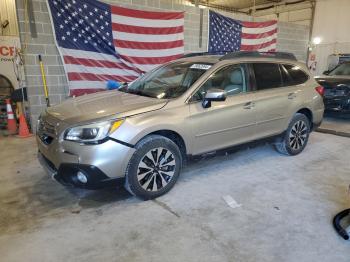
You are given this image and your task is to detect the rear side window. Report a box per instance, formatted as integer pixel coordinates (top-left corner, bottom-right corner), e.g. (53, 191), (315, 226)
(282, 64), (309, 85)
(253, 63), (282, 90)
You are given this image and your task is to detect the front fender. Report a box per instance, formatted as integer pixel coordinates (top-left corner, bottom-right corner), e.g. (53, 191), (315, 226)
(109, 105), (192, 152)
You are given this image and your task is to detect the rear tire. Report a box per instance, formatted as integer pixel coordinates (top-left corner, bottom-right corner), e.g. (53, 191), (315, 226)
(124, 135), (182, 200)
(275, 113), (311, 156)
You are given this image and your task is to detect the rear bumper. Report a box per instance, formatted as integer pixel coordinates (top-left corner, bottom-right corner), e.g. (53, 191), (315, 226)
(38, 152), (125, 189)
(311, 107), (324, 131)
(312, 120), (322, 131)
(324, 96), (350, 113)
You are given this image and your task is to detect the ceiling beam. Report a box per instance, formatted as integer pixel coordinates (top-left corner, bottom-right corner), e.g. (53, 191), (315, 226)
(239, 0), (313, 15)
(188, 0), (250, 14)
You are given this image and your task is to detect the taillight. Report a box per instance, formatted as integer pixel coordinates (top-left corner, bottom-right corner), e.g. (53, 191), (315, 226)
(315, 86), (325, 96)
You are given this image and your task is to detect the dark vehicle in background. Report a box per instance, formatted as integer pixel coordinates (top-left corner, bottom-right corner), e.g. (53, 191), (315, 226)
(315, 62), (350, 114)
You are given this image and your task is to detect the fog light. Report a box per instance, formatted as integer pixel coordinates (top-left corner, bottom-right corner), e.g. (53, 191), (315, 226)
(77, 171), (88, 184)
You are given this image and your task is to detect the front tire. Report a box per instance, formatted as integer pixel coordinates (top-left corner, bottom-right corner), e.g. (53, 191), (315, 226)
(125, 135), (182, 200)
(275, 113), (311, 156)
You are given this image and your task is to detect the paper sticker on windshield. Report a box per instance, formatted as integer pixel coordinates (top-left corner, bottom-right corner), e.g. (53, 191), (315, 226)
(190, 64), (212, 70)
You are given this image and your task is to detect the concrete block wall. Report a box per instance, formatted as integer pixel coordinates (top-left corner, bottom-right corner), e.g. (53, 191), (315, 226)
(16, 0), (69, 129)
(15, 0), (309, 130)
(276, 21), (309, 61)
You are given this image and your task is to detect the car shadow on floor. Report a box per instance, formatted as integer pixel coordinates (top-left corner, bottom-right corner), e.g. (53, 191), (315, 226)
(33, 174), (133, 209)
(69, 186), (132, 209)
(0, 174), (133, 234)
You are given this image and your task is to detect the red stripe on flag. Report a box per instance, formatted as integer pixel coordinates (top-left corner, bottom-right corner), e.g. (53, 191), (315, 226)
(241, 28), (277, 39)
(111, 6), (184, 20)
(63, 55), (141, 73)
(112, 23), (183, 35)
(120, 54), (183, 65)
(241, 39), (277, 51)
(70, 88), (105, 96)
(68, 72), (137, 83)
(115, 40), (184, 50)
(242, 20), (277, 28)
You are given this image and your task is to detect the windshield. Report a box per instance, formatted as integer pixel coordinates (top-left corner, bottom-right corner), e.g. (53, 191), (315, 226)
(329, 63), (350, 76)
(119, 61), (212, 99)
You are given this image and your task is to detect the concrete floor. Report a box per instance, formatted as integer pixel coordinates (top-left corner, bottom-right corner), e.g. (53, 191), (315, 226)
(317, 115), (350, 137)
(1, 133), (350, 262)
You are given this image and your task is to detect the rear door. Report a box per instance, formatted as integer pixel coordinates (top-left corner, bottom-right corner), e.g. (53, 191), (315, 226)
(251, 62), (297, 138)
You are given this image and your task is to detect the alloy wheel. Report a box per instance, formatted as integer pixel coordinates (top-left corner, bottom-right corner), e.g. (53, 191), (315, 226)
(137, 147), (176, 191)
(289, 120), (308, 150)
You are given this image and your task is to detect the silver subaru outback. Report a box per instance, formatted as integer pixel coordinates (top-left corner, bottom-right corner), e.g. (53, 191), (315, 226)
(37, 52), (324, 199)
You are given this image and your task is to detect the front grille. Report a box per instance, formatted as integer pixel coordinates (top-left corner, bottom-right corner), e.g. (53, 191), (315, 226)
(38, 118), (58, 145)
(38, 119), (56, 134)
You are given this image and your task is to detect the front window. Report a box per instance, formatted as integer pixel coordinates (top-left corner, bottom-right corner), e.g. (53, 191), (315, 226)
(192, 64), (247, 101)
(119, 61), (212, 99)
(329, 63), (350, 76)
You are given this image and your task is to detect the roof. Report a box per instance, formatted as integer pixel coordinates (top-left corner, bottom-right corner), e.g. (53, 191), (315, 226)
(179, 51), (301, 65)
(179, 55), (222, 64)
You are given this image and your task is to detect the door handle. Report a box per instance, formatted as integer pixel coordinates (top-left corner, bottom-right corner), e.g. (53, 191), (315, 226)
(288, 92), (297, 99)
(243, 102), (255, 109)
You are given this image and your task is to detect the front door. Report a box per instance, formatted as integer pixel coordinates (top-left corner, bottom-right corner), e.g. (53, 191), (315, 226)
(189, 64), (257, 155)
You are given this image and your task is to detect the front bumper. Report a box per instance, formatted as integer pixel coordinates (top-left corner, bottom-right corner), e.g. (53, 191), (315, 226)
(38, 152), (125, 189)
(37, 135), (136, 189)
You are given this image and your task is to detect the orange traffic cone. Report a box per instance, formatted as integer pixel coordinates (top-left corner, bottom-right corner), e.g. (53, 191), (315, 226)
(17, 114), (33, 138)
(5, 99), (17, 135)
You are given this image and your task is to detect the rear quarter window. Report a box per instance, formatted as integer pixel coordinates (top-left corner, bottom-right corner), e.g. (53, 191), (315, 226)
(282, 64), (309, 85)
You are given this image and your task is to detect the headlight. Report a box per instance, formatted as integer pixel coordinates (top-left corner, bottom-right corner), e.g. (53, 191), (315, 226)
(64, 119), (124, 143)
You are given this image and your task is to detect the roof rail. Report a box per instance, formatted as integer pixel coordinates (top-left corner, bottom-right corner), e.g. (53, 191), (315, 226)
(183, 52), (211, 58)
(183, 51), (229, 58)
(219, 51), (297, 61)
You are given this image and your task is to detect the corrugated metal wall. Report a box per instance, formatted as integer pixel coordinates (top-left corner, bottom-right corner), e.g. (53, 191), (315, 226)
(0, 0), (19, 36)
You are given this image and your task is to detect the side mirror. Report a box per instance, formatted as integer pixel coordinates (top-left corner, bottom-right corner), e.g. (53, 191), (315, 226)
(323, 70), (330, 75)
(202, 88), (227, 108)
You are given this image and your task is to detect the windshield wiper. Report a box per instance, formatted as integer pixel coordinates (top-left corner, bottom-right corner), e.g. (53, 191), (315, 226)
(125, 89), (155, 98)
(117, 82), (129, 92)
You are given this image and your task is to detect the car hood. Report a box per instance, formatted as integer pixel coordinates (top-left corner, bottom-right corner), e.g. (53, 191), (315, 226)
(46, 90), (167, 124)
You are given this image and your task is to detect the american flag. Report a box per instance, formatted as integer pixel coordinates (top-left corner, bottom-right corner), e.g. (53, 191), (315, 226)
(208, 11), (277, 53)
(47, 0), (184, 96)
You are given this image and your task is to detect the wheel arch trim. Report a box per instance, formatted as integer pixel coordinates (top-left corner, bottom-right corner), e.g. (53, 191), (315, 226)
(295, 107), (314, 129)
(134, 129), (188, 160)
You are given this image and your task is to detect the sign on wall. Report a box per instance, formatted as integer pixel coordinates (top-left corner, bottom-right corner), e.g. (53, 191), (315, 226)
(0, 36), (21, 89)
